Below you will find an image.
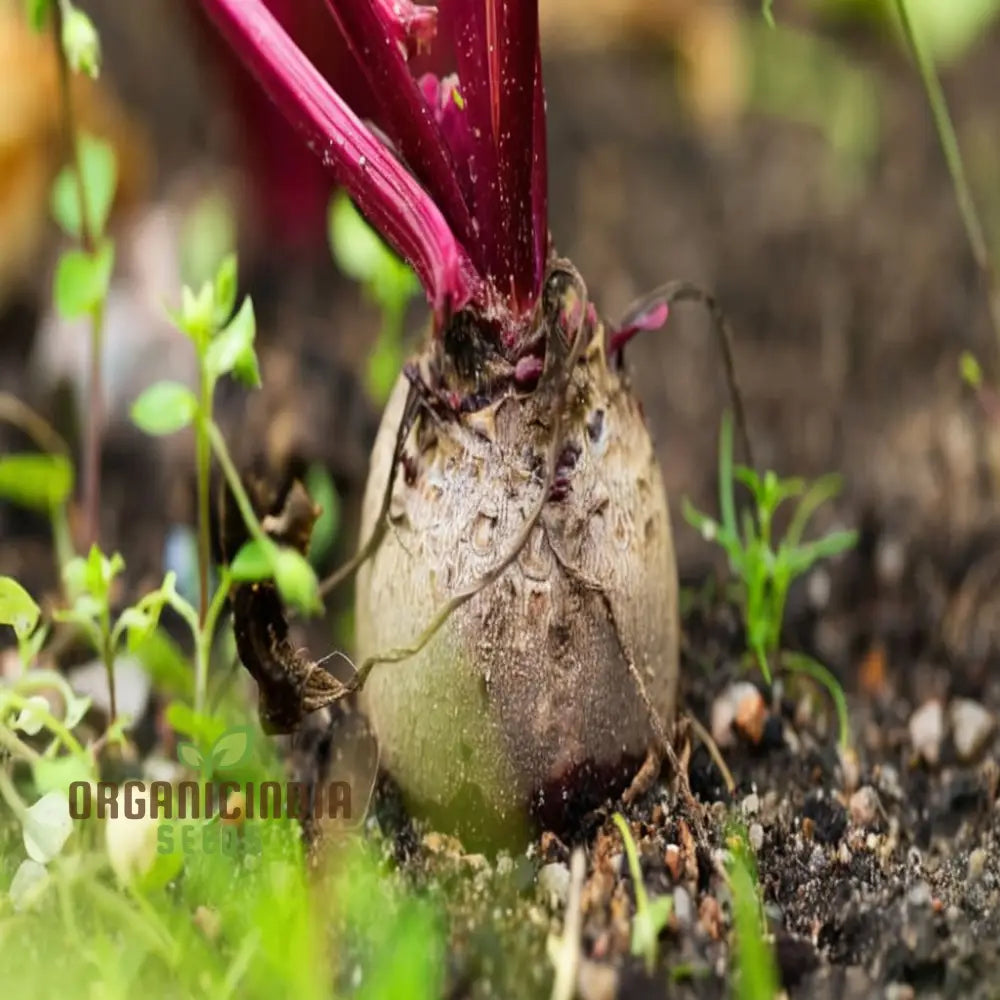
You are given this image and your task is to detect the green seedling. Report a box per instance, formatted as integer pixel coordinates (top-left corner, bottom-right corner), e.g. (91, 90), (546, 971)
(683, 413), (857, 748)
(131, 252), (323, 709)
(612, 813), (673, 975)
(726, 824), (780, 1000)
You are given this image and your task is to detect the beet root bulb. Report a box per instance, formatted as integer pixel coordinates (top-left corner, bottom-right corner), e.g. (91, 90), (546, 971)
(355, 293), (679, 835)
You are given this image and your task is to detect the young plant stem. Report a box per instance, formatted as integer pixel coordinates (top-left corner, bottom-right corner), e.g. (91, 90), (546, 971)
(781, 651), (850, 750)
(99, 604), (117, 721)
(196, 373), (214, 627)
(753, 643), (772, 685)
(52, 0), (105, 551)
(0, 690), (87, 759)
(195, 568), (233, 715)
(0, 765), (30, 823)
(891, 0), (1000, 344)
(0, 392), (76, 573)
(207, 422), (272, 552)
(0, 725), (42, 766)
(0, 393), (71, 457)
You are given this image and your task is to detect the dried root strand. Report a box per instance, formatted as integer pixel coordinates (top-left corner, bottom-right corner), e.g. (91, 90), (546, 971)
(615, 280), (755, 468)
(318, 380), (422, 598)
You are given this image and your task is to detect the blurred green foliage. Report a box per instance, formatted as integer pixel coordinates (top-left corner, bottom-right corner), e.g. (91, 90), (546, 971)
(818, 0), (1000, 64)
(328, 193), (421, 406)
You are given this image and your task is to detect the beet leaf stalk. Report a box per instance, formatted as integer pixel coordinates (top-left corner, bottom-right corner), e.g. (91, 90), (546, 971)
(203, 0), (681, 841)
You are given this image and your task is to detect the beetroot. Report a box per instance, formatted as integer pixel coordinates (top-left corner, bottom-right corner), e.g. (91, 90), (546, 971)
(203, 0), (680, 834)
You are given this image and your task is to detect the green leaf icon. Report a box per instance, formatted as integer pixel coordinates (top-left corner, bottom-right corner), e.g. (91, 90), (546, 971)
(176, 742), (204, 771)
(210, 728), (252, 770)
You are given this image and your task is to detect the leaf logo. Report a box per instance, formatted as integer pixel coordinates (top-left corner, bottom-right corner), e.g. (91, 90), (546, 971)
(176, 726), (253, 780)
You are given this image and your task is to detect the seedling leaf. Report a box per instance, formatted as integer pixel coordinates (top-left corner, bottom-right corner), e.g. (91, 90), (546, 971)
(131, 381), (198, 436)
(274, 547), (322, 616)
(54, 242), (115, 318)
(960, 350), (983, 389)
(229, 539), (275, 581)
(205, 297), (259, 387)
(26, 0), (52, 31)
(9, 859), (49, 913)
(51, 135), (117, 238)
(62, 693), (92, 730)
(33, 755), (94, 795)
(22, 791), (73, 863)
(213, 253), (238, 327)
(14, 696), (51, 736)
(0, 453), (73, 512)
(61, 3), (101, 77)
(0, 576), (41, 638)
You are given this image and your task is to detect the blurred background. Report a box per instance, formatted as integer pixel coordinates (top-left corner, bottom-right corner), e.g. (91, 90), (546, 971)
(1, 0), (999, 614)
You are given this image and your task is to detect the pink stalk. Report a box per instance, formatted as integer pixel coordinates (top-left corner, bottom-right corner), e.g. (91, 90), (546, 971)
(373, 0), (438, 57)
(201, 0), (476, 313)
(323, 0), (478, 250)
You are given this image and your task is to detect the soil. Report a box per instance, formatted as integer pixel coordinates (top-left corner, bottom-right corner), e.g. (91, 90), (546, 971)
(3, 3), (1000, 998)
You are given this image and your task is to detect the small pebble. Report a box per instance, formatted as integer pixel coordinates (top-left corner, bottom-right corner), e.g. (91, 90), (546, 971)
(886, 984), (915, 1000)
(808, 845), (827, 874)
(807, 568), (831, 609)
(949, 698), (995, 762)
(875, 763), (904, 802)
(741, 793), (760, 818)
(673, 887), (693, 928)
(577, 960), (618, 1000)
(538, 862), (570, 907)
(849, 786), (881, 827)
(876, 536), (906, 586)
(711, 682), (767, 748)
(907, 881), (932, 907)
(698, 895), (722, 940)
(909, 700), (945, 766)
(968, 847), (988, 884)
(193, 905), (221, 942)
(838, 842), (852, 866)
(838, 744), (861, 792)
(664, 844), (682, 882)
(748, 823), (764, 852)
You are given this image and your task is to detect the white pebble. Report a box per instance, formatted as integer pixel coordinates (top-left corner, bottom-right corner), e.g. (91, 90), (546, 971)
(909, 700), (944, 766)
(673, 886), (693, 927)
(968, 847), (988, 884)
(538, 862), (570, 907)
(849, 786), (881, 827)
(949, 698), (995, 762)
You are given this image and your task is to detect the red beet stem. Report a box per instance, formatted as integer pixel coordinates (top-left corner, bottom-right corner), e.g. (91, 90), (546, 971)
(201, 0), (476, 314)
(439, 0), (546, 309)
(324, 0), (478, 251)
